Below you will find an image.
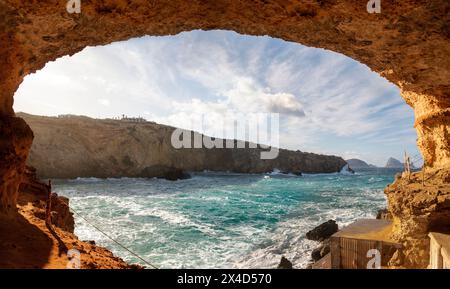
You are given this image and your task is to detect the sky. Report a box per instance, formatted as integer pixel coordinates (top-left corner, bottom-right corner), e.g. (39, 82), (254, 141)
(13, 30), (421, 167)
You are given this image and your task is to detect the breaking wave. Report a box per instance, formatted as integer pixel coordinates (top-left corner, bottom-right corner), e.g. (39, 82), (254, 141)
(55, 168), (398, 268)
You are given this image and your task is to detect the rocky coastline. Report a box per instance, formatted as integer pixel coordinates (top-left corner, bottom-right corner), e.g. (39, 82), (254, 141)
(304, 220), (338, 269)
(0, 165), (144, 269)
(278, 211), (394, 269)
(19, 113), (347, 180)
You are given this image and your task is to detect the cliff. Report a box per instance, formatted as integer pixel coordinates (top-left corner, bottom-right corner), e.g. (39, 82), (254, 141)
(18, 113), (346, 179)
(19, 165), (74, 233)
(345, 159), (376, 169)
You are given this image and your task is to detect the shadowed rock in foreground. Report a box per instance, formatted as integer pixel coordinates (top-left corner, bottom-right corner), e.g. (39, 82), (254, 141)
(0, 165), (144, 269)
(306, 220), (339, 242)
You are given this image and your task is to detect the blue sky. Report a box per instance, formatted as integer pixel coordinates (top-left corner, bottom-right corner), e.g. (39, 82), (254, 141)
(13, 30), (420, 167)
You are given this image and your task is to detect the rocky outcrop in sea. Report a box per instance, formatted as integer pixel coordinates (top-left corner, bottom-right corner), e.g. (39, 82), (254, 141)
(305, 220), (339, 268)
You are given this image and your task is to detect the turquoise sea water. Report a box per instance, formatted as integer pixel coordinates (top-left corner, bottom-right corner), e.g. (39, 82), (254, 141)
(54, 168), (400, 268)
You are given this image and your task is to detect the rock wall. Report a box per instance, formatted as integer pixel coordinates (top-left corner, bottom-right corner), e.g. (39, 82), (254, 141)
(385, 169), (450, 268)
(18, 165), (75, 233)
(0, 0), (449, 268)
(20, 113), (346, 178)
(0, 116), (33, 213)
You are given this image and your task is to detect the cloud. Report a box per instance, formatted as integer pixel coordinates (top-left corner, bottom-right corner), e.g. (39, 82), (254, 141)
(223, 77), (304, 116)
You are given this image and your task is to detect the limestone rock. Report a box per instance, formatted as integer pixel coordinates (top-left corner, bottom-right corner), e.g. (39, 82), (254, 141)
(50, 193), (75, 233)
(306, 220), (338, 241)
(141, 165), (191, 181)
(19, 113), (346, 179)
(376, 208), (392, 220)
(277, 256), (293, 269)
(0, 117), (33, 213)
(385, 168), (450, 268)
(18, 166), (75, 233)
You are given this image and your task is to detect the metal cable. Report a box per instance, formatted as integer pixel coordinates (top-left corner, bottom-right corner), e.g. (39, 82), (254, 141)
(70, 207), (159, 269)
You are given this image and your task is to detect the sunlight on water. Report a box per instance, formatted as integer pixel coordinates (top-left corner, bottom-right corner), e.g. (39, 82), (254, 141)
(55, 168), (399, 268)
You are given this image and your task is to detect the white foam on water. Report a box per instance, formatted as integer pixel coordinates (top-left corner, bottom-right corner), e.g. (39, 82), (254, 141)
(133, 207), (191, 225)
(58, 170), (390, 269)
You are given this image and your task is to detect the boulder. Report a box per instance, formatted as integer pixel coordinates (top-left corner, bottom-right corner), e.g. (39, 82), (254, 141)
(50, 193), (75, 233)
(311, 247), (322, 262)
(141, 165), (191, 181)
(311, 239), (330, 261)
(306, 220), (338, 241)
(163, 168), (191, 181)
(292, 170), (302, 176)
(18, 166), (75, 232)
(277, 256), (293, 269)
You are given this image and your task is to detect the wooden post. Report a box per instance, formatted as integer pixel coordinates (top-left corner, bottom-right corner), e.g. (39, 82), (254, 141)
(403, 151), (407, 173)
(407, 156), (411, 180)
(403, 151), (410, 180)
(45, 180), (52, 226)
(422, 165), (425, 187)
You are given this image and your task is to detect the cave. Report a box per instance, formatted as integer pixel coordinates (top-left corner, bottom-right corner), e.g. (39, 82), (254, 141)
(0, 0), (449, 268)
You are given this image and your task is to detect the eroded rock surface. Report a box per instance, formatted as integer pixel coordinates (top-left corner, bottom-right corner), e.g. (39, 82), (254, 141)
(0, 0), (449, 268)
(277, 256), (293, 269)
(306, 220), (338, 242)
(385, 169), (450, 268)
(1, 0), (449, 169)
(18, 165), (74, 232)
(0, 116), (33, 213)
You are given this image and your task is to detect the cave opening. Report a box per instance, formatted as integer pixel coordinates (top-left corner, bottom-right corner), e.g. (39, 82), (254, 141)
(1, 0), (448, 269)
(11, 30), (422, 268)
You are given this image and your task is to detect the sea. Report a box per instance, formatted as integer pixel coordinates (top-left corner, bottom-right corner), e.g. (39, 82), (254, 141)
(54, 168), (400, 268)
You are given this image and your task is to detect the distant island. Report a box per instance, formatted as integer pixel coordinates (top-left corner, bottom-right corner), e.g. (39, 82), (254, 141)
(385, 157), (403, 168)
(385, 157), (416, 169)
(345, 158), (377, 169)
(346, 157), (418, 171)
